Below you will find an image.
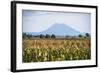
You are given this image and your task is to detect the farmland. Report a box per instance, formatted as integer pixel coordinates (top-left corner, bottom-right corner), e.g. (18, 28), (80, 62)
(22, 38), (91, 63)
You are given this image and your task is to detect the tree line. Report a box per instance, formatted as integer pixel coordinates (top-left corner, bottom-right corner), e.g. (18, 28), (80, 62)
(23, 33), (56, 39)
(23, 33), (90, 39)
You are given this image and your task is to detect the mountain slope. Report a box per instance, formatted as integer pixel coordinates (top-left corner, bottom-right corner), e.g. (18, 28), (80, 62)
(26, 23), (83, 36)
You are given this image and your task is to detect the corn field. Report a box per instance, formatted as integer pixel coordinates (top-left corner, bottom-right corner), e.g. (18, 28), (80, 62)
(22, 38), (91, 63)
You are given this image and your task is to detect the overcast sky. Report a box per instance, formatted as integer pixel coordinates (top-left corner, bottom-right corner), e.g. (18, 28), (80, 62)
(22, 10), (91, 33)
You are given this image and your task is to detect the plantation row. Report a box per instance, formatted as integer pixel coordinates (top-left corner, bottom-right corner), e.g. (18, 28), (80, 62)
(22, 39), (91, 63)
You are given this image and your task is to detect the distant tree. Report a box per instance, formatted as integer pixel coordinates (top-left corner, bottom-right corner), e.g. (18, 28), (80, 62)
(45, 34), (50, 38)
(85, 33), (90, 37)
(40, 34), (44, 38)
(27, 34), (32, 39)
(23, 33), (27, 39)
(51, 34), (56, 38)
(65, 35), (69, 39)
(78, 34), (82, 38)
(66, 35), (69, 37)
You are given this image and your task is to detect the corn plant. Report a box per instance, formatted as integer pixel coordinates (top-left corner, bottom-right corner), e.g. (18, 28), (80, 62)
(22, 38), (91, 63)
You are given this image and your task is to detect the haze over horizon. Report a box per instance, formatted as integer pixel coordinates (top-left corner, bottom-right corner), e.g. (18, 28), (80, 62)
(22, 10), (91, 34)
(24, 23), (88, 36)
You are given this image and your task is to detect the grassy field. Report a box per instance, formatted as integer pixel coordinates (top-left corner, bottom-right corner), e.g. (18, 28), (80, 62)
(22, 38), (91, 63)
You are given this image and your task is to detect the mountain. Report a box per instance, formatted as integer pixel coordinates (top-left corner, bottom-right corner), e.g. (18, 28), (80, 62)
(25, 23), (84, 36)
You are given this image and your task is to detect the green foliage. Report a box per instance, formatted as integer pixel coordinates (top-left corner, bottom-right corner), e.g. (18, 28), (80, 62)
(78, 34), (82, 37)
(23, 33), (27, 39)
(85, 33), (90, 37)
(40, 34), (44, 38)
(23, 47), (91, 62)
(45, 34), (50, 38)
(51, 34), (56, 38)
(22, 39), (91, 63)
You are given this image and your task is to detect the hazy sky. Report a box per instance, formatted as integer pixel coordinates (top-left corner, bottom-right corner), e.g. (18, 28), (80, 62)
(22, 10), (91, 33)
